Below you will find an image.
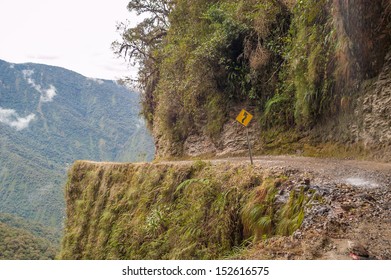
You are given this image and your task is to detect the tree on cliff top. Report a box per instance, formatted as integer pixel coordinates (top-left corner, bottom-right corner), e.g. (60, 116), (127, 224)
(113, 0), (173, 128)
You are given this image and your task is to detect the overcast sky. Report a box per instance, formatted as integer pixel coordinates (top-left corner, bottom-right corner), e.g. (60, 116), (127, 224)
(0, 0), (137, 80)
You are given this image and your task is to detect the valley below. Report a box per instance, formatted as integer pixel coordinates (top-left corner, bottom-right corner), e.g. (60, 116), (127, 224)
(0, 59), (154, 259)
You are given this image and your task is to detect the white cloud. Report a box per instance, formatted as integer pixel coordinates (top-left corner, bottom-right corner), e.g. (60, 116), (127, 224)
(22, 69), (57, 102)
(0, 107), (36, 131)
(40, 85), (57, 102)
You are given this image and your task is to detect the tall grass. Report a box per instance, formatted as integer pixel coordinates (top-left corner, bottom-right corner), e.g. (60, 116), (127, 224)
(60, 161), (314, 259)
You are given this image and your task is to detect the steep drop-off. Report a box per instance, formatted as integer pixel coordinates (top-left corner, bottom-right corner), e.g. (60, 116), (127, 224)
(60, 158), (391, 259)
(60, 160), (310, 259)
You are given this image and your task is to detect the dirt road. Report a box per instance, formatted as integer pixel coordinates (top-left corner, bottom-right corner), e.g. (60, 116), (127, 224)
(159, 155), (391, 187)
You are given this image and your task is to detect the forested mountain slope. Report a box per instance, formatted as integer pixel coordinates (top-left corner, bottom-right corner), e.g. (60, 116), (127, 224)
(0, 213), (59, 259)
(0, 59), (154, 229)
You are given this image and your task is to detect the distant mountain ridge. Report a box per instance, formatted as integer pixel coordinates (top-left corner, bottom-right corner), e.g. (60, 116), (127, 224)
(0, 59), (154, 229)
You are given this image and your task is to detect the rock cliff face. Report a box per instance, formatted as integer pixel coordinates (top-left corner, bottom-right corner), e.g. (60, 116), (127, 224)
(334, 0), (390, 80)
(316, 49), (391, 161)
(358, 51), (391, 158)
(331, 0), (391, 159)
(182, 117), (262, 158)
(149, 0), (390, 161)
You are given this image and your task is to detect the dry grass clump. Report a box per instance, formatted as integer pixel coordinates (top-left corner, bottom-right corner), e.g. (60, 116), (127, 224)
(60, 161), (313, 260)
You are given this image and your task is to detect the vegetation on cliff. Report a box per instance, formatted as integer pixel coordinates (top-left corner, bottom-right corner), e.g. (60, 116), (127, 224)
(60, 161), (314, 259)
(114, 0), (391, 158)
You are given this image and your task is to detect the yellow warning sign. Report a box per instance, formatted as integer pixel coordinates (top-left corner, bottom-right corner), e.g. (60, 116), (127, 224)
(236, 109), (253, 127)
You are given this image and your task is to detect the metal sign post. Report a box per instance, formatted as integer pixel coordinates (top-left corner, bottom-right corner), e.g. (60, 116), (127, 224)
(236, 109), (254, 165)
(245, 126), (254, 165)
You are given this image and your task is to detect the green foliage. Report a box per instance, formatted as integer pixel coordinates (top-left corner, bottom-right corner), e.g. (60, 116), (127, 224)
(199, 2), (251, 98)
(260, 0), (342, 129)
(242, 178), (313, 241)
(262, 93), (294, 128)
(205, 94), (227, 138)
(282, 0), (335, 127)
(241, 178), (277, 241)
(276, 188), (308, 236)
(145, 205), (171, 238)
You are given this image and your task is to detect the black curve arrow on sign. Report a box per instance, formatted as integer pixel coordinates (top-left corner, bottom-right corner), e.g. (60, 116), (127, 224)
(241, 112), (248, 124)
